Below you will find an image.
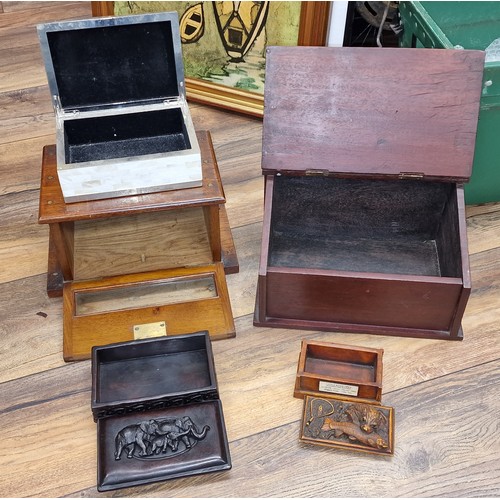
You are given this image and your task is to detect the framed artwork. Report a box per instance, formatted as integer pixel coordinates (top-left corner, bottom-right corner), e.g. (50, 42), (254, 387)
(91, 1), (331, 117)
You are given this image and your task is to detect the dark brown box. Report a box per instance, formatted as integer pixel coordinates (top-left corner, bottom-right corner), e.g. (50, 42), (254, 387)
(254, 46), (485, 340)
(295, 340), (393, 456)
(91, 331), (231, 492)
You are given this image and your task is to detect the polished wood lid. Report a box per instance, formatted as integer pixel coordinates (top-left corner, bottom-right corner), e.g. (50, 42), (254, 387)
(262, 46), (485, 181)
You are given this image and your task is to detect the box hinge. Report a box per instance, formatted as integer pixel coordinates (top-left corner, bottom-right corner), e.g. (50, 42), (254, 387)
(163, 97), (181, 106)
(305, 169), (330, 177)
(399, 172), (424, 180)
(53, 95), (79, 127)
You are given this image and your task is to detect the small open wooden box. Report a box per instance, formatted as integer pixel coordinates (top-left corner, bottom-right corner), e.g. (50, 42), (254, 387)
(91, 332), (231, 491)
(255, 46), (485, 340)
(294, 340), (383, 404)
(39, 131), (237, 361)
(37, 12), (201, 202)
(295, 340), (393, 455)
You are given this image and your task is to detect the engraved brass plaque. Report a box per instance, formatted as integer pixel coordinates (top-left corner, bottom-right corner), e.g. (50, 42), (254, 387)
(133, 321), (167, 340)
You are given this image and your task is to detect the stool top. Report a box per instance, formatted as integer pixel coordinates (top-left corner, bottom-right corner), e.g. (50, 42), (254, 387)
(39, 130), (225, 224)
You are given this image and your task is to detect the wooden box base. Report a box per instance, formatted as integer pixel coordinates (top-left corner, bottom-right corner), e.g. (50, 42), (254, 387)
(294, 340), (383, 404)
(255, 175), (470, 340)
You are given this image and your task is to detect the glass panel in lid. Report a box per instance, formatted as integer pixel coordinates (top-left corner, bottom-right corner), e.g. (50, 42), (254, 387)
(75, 275), (217, 316)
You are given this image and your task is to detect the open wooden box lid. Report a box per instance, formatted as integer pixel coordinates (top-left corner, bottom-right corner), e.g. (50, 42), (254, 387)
(91, 332), (231, 491)
(262, 46), (485, 182)
(37, 12), (185, 112)
(295, 340), (394, 456)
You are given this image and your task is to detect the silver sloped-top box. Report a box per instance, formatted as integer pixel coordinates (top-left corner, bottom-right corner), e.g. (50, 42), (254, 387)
(38, 13), (201, 203)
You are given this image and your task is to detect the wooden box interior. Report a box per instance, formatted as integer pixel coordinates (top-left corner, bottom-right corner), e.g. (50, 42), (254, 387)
(92, 333), (217, 415)
(295, 340), (383, 402)
(269, 176), (462, 279)
(64, 108), (190, 164)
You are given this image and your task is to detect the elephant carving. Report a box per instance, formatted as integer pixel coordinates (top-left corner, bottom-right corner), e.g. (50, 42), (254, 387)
(114, 419), (161, 460)
(114, 416), (210, 460)
(156, 416), (210, 452)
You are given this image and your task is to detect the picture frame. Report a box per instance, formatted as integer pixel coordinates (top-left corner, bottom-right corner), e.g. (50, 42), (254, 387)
(91, 1), (331, 117)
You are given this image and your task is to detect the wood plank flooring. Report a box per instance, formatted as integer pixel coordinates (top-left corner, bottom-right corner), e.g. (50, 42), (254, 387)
(0, 2), (499, 497)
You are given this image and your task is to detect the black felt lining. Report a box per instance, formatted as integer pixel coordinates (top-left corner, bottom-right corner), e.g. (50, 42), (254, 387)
(47, 21), (178, 109)
(269, 176), (461, 277)
(64, 108), (189, 163)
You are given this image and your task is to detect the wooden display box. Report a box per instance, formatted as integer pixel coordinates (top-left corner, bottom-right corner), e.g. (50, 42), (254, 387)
(39, 131), (238, 361)
(254, 46), (485, 340)
(91, 332), (231, 492)
(37, 12), (201, 203)
(294, 340), (383, 404)
(295, 340), (393, 456)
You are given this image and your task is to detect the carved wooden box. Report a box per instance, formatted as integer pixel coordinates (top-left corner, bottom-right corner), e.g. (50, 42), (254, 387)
(91, 332), (231, 491)
(254, 46), (485, 340)
(39, 131), (237, 361)
(37, 13), (201, 203)
(295, 340), (394, 456)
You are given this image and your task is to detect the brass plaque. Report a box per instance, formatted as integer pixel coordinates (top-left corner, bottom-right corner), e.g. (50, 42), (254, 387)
(133, 321), (167, 340)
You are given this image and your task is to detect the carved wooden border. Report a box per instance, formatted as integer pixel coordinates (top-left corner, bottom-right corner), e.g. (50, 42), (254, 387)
(90, 1), (331, 117)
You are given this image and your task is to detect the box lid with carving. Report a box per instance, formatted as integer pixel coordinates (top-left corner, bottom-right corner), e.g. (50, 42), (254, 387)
(38, 13), (201, 202)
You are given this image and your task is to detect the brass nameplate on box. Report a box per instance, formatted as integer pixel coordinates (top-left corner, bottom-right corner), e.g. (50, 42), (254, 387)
(133, 322), (167, 340)
(318, 381), (359, 397)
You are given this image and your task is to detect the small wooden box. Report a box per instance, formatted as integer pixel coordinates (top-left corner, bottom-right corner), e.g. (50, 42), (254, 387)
(91, 332), (231, 491)
(254, 46), (485, 340)
(295, 340), (393, 456)
(39, 131), (237, 361)
(37, 12), (201, 203)
(294, 340), (383, 404)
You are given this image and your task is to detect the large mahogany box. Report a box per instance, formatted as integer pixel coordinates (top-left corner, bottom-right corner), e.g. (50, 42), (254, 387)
(295, 340), (394, 456)
(254, 46), (485, 340)
(39, 131), (237, 361)
(37, 12), (201, 203)
(91, 332), (231, 491)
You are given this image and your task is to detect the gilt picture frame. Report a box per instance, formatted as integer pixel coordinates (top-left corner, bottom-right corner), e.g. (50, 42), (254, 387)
(91, 1), (331, 117)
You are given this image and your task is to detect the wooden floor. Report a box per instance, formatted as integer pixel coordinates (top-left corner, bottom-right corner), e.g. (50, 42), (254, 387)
(1, 2), (499, 497)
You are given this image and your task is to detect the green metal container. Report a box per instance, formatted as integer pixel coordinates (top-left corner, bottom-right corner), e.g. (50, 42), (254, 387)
(399, 1), (500, 204)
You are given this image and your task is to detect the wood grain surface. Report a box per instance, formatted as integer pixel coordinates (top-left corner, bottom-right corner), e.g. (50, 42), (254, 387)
(262, 46), (485, 181)
(0, 2), (499, 497)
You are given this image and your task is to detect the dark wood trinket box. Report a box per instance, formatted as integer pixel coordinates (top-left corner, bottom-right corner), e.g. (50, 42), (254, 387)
(295, 340), (394, 456)
(91, 331), (231, 491)
(254, 46), (485, 340)
(37, 12), (201, 203)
